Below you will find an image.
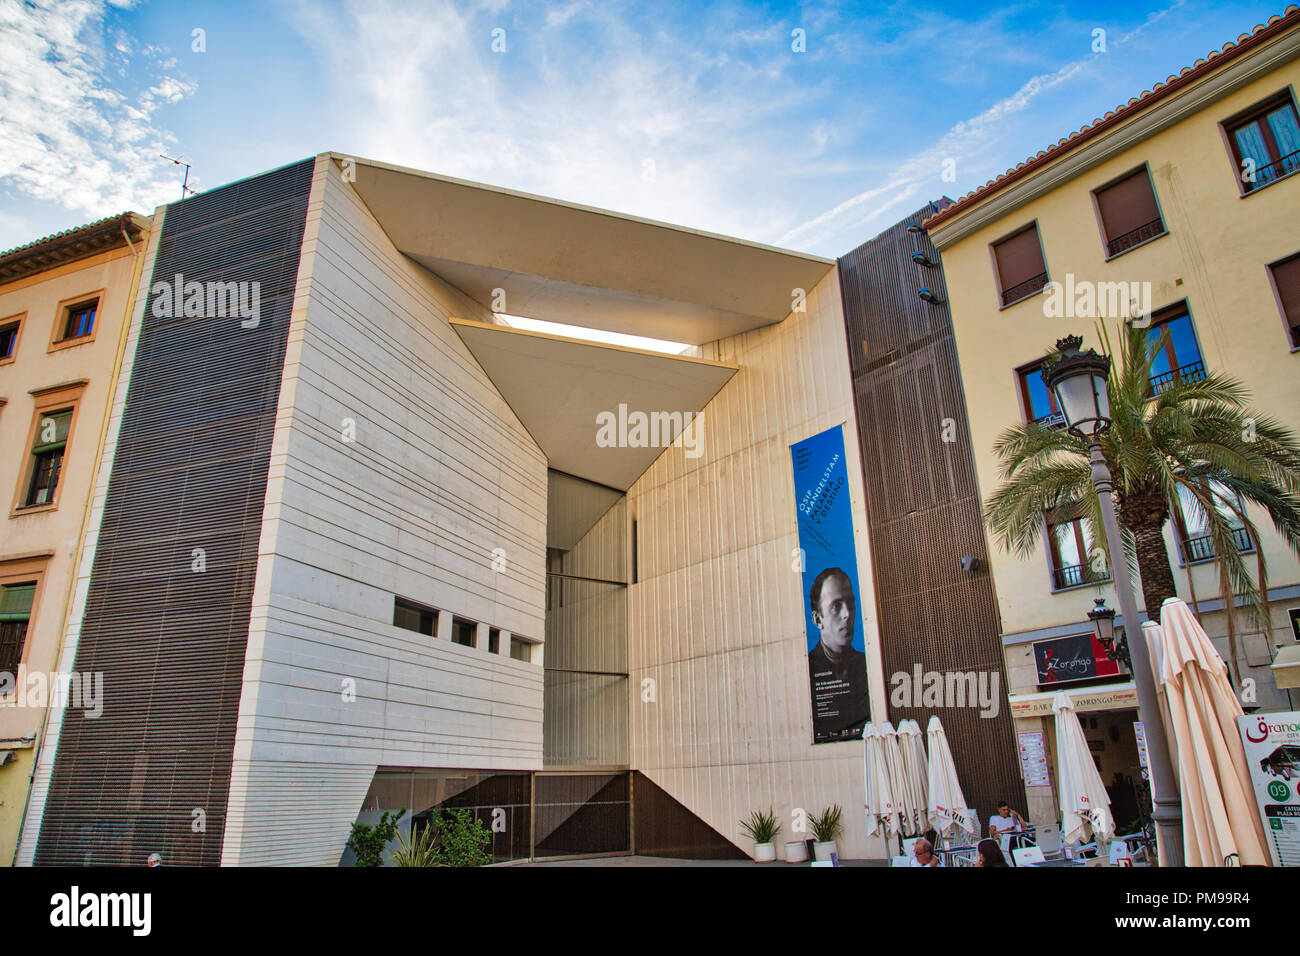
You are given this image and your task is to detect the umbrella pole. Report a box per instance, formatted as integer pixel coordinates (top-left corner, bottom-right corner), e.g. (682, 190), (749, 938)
(1089, 441), (1183, 866)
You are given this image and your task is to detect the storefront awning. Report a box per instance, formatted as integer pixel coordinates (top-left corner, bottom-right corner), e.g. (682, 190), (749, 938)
(1008, 682), (1139, 718)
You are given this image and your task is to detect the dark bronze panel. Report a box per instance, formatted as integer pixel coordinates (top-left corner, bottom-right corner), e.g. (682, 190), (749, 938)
(838, 205), (1025, 824)
(34, 159), (315, 866)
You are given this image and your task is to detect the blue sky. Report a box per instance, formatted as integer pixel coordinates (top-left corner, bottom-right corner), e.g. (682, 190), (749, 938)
(0, 0), (1288, 257)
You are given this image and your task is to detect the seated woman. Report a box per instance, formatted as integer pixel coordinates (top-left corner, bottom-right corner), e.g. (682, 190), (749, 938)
(975, 839), (1009, 867)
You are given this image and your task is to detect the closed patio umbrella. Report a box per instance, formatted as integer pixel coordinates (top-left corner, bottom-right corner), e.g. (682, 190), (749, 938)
(898, 719), (929, 836)
(863, 722), (901, 839)
(926, 716), (974, 839)
(879, 721), (915, 837)
(1144, 598), (1270, 867)
(1053, 691), (1114, 848)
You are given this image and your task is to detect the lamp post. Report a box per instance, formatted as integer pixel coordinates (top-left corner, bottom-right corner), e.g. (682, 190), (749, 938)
(1043, 335), (1184, 867)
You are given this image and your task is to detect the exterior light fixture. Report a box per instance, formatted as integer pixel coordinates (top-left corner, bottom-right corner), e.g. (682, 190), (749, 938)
(906, 223), (923, 234)
(918, 288), (943, 304)
(1086, 597), (1131, 667)
(911, 250), (936, 268)
(1041, 335), (1111, 440)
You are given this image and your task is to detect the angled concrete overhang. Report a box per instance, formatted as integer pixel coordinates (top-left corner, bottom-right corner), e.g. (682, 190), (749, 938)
(450, 318), (737, 490)
(341, 154), (833, 345)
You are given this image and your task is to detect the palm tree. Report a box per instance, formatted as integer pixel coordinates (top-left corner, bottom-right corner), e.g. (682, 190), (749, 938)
(984, 321), (1300, 675)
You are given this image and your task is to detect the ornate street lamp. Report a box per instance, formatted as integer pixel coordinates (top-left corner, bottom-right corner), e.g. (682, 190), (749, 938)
(1087, 597), (1130, 668)
(1043, 335), (1184, 866)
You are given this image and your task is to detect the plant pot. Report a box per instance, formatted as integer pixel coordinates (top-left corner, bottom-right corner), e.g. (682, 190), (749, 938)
(784, 841), (809, 863)
(753, 842), (777, 863)
(813, 841), (839, 862)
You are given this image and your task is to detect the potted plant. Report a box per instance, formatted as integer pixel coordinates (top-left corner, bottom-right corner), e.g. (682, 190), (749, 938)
(810, 805), (844, 862)
(740, 807), (781, 862)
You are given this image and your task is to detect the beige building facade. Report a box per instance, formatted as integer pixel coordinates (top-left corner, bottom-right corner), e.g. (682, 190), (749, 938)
(0, 213), (150, 864)
(926, 11), (1300, 827)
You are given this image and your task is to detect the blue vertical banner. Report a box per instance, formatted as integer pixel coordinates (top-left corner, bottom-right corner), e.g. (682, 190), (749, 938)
(791, 424), (870, 744)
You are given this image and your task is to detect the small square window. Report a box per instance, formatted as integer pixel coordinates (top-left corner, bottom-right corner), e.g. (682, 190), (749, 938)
(992, 224), (1048, 307)
(1094, 167), (1165, 257)
(394, 597), (438, 636)
(452, 617), (477, 647)
(488, 627), (501, 654)
(509, 637), (531, 663)
(57, 298), (98, 343)
(1268, 253), (1300, 349)
(1017, 360), (1065, 428)
(0, 582), (36, 675)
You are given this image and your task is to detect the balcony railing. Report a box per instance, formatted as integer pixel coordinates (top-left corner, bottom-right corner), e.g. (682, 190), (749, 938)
(1001, 271), (1049, 307)
(1107, 217), (1165, 257)
(1051, 562), (1112, 591)
(1150, 359), (1205, 395)
(1181, 526), (1255, 564)
(1032, 410), (1067, 429)
(1243, 148), (1300, 192)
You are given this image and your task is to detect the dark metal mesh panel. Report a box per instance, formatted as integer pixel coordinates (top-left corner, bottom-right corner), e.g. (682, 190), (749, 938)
(838, 205), (1025, 824)
(34, 159), (315, 866)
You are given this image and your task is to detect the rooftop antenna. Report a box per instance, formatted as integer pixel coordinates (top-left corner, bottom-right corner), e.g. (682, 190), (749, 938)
(160, 154), (197, 199)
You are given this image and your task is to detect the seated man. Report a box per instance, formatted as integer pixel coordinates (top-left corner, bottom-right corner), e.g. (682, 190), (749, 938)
(988, 800), (1031, 850)
(909, 838), (941, 867)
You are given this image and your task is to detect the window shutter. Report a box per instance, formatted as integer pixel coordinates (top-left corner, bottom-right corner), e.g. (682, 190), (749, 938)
(0, 583), (36, 621)
(993, 226), (1046, 293)
(31, 409), (72, 454)
(1272, 255), (1300, 344)
(1096, 169), (1161, 243)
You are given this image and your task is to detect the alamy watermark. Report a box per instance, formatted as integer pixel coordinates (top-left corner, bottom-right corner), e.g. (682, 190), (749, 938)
(150, 273), (261, 328)
(1042, 274), (1152, 325)
(0, 667), (104, 718)
(889, 664), (1001, 718)
(595, 403), (703, 458)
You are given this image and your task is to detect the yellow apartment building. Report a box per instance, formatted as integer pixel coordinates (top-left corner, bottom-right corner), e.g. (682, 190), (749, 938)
(0, 213), (150, 864)
(926, 9), (1300, 828)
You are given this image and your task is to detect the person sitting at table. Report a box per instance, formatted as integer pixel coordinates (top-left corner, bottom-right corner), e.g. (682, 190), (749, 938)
(909, 838), (941, 867)
(974, 839), (1008, 867)
(987, 800), (1028, 841)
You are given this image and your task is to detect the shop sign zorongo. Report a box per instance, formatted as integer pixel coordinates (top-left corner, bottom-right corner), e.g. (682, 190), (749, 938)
(1238, 710), (1300, 867)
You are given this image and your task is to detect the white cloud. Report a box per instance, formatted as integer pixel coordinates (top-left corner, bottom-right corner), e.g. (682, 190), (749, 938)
(0, 0), (196, 222)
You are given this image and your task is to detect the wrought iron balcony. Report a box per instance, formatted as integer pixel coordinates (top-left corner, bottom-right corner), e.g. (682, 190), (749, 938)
(1243, 149), (1300, 192)
(1181, 526), (1255, 564)
(1001, 271), (1049, 307)
(1150, 359), (1205, 395)
(1107, 217), (1165, 257)
(1051, 562), (1112, 591)
(1032, 410), (1067, 429)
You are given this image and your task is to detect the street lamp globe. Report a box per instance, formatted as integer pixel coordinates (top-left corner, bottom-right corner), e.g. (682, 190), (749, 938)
(1042, 335), (1111, 439)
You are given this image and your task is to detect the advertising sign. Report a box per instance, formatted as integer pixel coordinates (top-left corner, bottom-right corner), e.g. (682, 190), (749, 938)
(791, 425), (869, 745)
(1032, 632), (1121, 686)
(1238, 710), (1300, 867)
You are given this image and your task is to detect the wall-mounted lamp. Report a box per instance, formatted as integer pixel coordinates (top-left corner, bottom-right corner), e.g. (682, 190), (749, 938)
(918, 288), (944, 304)
(906, 223), (924, 234)
(911, 250), (936, 268)
(960, 556), (980, 573)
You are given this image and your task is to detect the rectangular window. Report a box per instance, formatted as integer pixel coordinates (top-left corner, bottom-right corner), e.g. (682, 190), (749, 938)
(1225, 92), (1300, 193)
(1147, 305), (1205, 394)
(1094, 167), (1165, 257)
(1173, 481), (1253, 564)
(509, 637), (531, 663)
(487, 627), (501, 654)
(1268, 253), (1300, 349)
(0, 582), (36, 675)
(21, 408), (72, 508)
(1047, 515), (1110, 591)
(992, 224), (1049, 307)
(1017, 360), (1065, 427)
(393, 597), (438, 636)
(452, 617), (476, 647)
(0, 317), (20, 362)
(57, 298), (98, 343)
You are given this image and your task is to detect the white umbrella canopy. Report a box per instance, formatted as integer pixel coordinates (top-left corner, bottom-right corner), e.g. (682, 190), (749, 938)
(897, 719), (930, 836)
(1053, 691), (1114, 845)
(879, 721), (916, 837)
(1145, 599), (1270, 867)
(863, 722), (901, 838)
(926, 716), (974, 838)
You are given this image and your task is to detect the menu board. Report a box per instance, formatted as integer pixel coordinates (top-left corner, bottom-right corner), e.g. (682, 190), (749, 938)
(1017, 731), (1051, 788)
(1134, 721), (1150, 781)
(1238, 710), (1300, 867)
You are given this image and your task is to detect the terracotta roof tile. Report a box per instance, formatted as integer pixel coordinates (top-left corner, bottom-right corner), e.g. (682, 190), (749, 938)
(924, 5), (1300, 229)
